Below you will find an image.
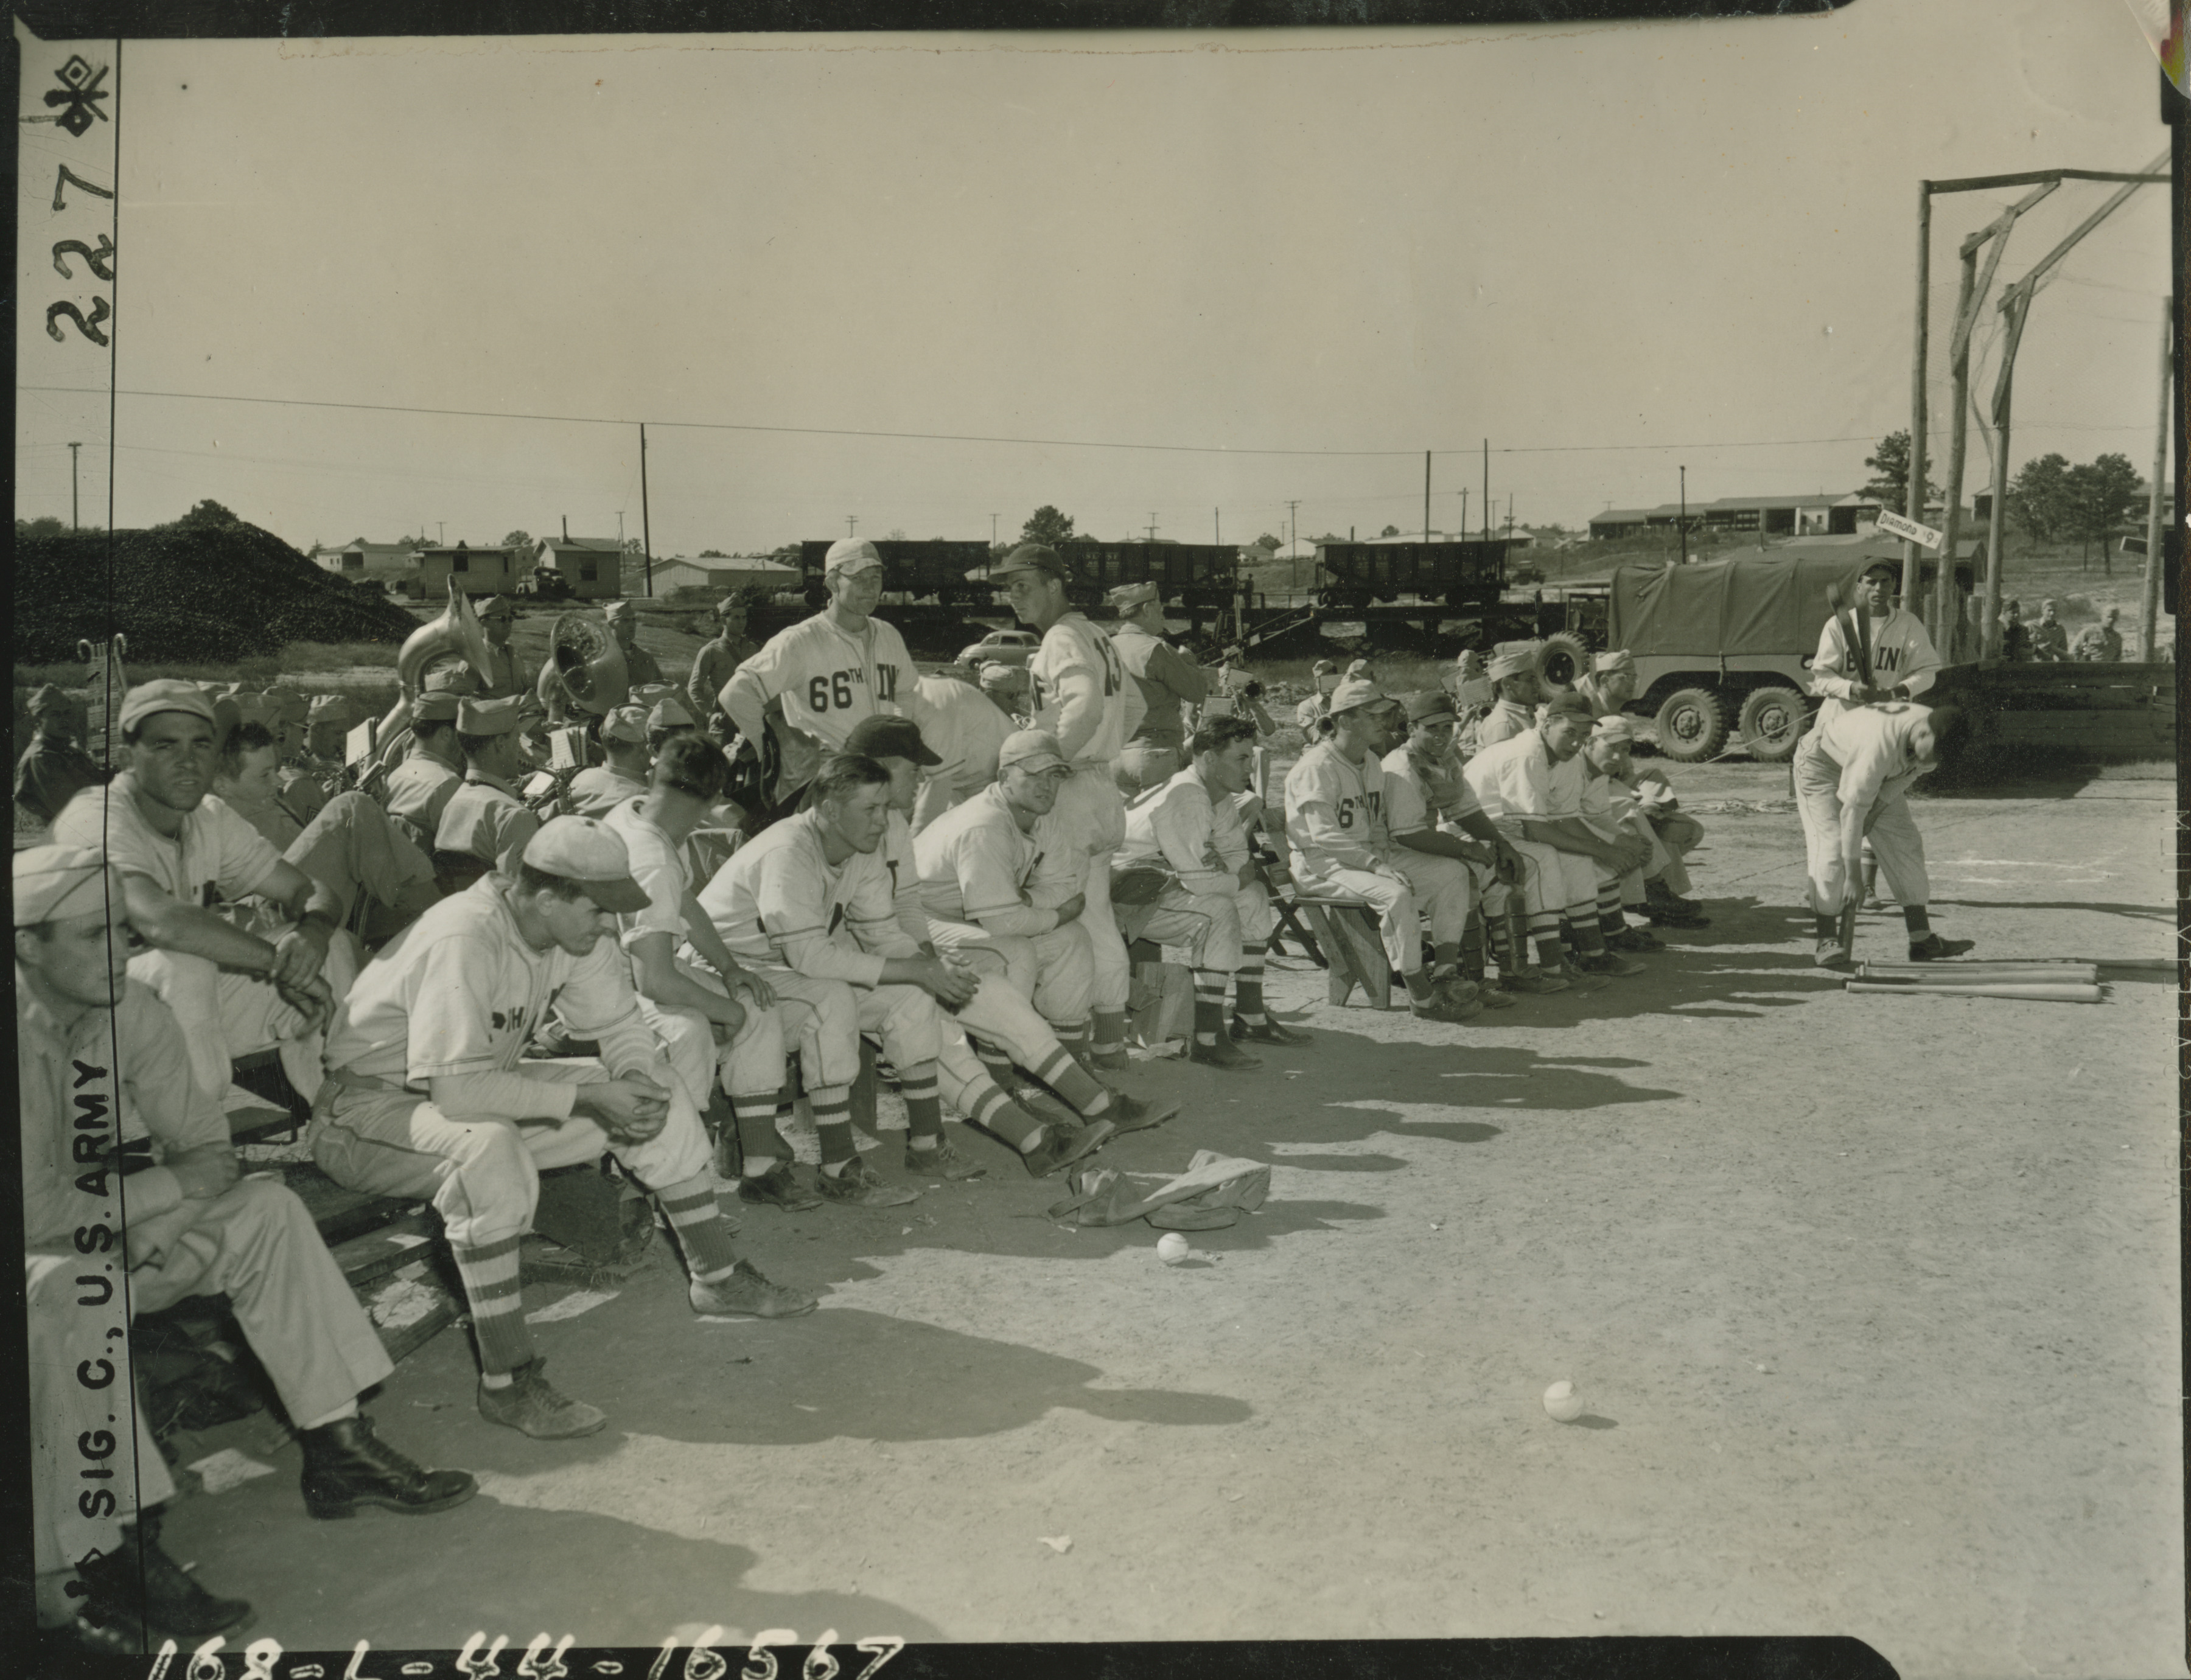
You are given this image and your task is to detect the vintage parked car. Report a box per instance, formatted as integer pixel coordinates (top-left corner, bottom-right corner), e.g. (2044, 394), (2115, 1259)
(955, 628), (1041, 668)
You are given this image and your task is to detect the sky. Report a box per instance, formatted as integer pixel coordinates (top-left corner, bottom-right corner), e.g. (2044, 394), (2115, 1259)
(13, 0), (2173, 559)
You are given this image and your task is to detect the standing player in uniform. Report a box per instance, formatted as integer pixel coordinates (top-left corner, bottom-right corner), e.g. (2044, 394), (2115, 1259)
(1107, 580), (1208, 796)
(1795, 702), (1972, 966)
(312, 817), (816, 1441)
(718, 539), (916, 824)
(1284, 677), (1478, 1023)
(1803, 557), (1943, 913)
(994, 544), (1146, 1070)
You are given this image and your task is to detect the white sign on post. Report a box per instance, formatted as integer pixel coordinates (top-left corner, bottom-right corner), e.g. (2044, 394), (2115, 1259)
(1875, 509), (1945, 550)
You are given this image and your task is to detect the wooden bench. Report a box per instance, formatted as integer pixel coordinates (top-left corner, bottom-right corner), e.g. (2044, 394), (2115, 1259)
(1288, 897), (1393, 1010)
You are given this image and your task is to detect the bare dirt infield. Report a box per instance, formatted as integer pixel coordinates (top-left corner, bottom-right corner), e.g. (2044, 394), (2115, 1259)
(159, 767), (2181, 1678)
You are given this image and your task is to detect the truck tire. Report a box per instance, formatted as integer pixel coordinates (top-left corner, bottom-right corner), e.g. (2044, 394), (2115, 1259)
(1737, 685), (1808, 763)
(1654, 687), (1728, 763)
(1536, 632), (1590, 691)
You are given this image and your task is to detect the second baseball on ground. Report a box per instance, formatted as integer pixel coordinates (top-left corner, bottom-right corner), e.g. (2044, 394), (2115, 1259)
(1156, 1233), (1190, 1264)
(1543, 1381), (1585, 1422)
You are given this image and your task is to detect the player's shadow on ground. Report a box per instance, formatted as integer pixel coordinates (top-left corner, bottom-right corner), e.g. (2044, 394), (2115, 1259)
(162, 1474), (945, 1650)
(1929, 896), (2173, 924)
(535, 1305), (1253, 1449)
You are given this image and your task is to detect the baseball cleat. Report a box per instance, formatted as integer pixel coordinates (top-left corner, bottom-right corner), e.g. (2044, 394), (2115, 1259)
(1814, 935), (1852, 968)
(478, 1359), (607, 1440)
(1099, 1092), (1179, 1134)
(1907, 932), (1976, 961)
(1574, 950), (1644, 977)
(902, 1140), (987, 1181)
(1021, 1118), (1117, 1179)
(1231, 1015), (1313, 1045)
(689, 1258), (819, 1319)
(738, 1162), (823, 1211)
(1190, 1036), (1263, 1072)
(1499, 966), (1571, 995)
(816, 1157), (920, 1208)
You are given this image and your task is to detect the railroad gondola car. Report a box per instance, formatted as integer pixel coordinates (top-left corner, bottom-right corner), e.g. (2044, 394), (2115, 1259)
(797, 539), (998, 609)
(1052, 541), (1242, 611)
(1313, 540), (1511, 613)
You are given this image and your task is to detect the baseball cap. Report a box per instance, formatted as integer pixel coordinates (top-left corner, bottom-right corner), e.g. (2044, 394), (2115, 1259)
(998, 730), (1070, 775)
(478, 594), (517, 619)
(413, 691), (463, 725)
(117, 679), (218, 737)
(520, 817), (650, 913)
(1590, 714), (1636, 744)
(1541, 692), (1594, 723)
(978, 661), (1026, 691)
(456, 695), (525, 736)
(845, 714), (942, 767)
(13, 845), (124, 927)
(1326, 676), (1381, 716)
(646, 695), (697, 732)
(599, 705), (649, 745)
(1859, 559), (1898, 581)
(1403, 689), (1458, 724)
(825, 538), (884, 577)
(993, 543), (1070, 582)
(1106, 580), (1159, 612)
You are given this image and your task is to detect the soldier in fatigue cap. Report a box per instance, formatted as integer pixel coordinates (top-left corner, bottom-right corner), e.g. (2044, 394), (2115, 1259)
(435, 695), (540, 877)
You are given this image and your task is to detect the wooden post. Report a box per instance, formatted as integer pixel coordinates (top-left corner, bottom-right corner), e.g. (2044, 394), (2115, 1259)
(1904, 183), (1931, 612)
(1934, 242), (1979, 651)
(1980, 290), (2034, 660)
(2140, 303), (2171, 661)
(639, 422), (655, 598)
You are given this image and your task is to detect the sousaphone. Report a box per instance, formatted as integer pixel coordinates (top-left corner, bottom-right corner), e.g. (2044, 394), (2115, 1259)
(371, 578), (496, 768)
(547, 611), (630, 718)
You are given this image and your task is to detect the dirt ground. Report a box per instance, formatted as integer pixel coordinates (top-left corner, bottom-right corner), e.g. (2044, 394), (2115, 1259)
(152, 762), (2181, 1679)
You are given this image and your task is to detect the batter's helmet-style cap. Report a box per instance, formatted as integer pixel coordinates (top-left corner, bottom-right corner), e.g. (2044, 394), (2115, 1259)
(825, 539), (885, 577)
(845, 714), (942, 767)
(993, 544), (1071, 582)
(521, 817), (650, 913)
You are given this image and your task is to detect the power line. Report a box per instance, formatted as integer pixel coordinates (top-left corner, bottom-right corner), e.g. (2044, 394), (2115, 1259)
(17, 381), (1916, 459)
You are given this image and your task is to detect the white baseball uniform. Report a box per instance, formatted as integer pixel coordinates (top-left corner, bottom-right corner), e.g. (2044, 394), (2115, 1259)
(907, 672), (1017, 835)
(1119, 763), (1275, 955)
(1462, 729), (1604, 918)
(1808, 606), (1940, 731)
(1377, 744), (1478, 947)
(1793, 702), (1936, 914)
(718, 611), (915, 800)
(1282, 739), (1423, 973)
(1029, 611), (1136, 1012)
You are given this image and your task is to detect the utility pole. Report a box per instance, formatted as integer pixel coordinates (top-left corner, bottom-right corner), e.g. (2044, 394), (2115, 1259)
(1423, 451), (1431, 546)
(1285, 500), (1300, 562)
(436, 521), (446, 546)
(1903, 181), (1932, 612)
(2140, 302), (2171, 660)
(1460, 489), (1468, 538)
(639, 421), (655, 598)
(1147, 512), (1159, 542)
(1678, 467), (1688, 566)
(847, 514), (858, 537)
(1481, 440), (1489, 540)
(990, 513), (998, 548)
(1214, 507), (1221, 545)
(68, 441), (81, 531)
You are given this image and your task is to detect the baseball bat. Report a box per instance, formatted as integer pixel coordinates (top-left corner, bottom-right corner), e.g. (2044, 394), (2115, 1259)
(1857, 963), (2098, 983)
(1843, 981), (2101, 1002)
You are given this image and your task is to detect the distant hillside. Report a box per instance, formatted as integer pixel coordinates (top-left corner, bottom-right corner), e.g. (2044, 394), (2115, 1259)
(14, 523), (422, 664)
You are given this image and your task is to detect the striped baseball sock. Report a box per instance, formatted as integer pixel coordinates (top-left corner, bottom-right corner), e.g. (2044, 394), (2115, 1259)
(730, 1089), (783, 1179)
(1092, 1008), (1128, 1059)
(811, 1084), (856, 1174)
(958, 1075), (1044, 1151)
(1527, 910), (1562, 965)
(1056, 1019), (1090, 1053)
(655, 1174), (740, 1283)
(452, 1233), (534, 1379)
(968, 1034), (1017, 1090)
(1032, 1044), (1111, 1118)
(1190, 969), (1228, 1047)
(1234, 943), (1270, 1025)
(1568, 907), (1607, 955)
(899, 1062), (944, 1149)
(1597, 885), (1626, 937)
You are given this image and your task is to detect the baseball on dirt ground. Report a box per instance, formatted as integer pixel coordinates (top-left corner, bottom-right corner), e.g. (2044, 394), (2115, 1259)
(1156, 1233), (1190, 1264)
(1543, 1381), (1586, 1423)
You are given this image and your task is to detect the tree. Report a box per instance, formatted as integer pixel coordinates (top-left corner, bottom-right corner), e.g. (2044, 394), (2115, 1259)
(501, 529), (535, 556)
(699, 548), (729, 559)
(16, 516), (67, 542)
(1860, 430), (1940, 510)
(1019, 506), (1076, 547)
(2063, 452), (2143, 571)
(884, 527), (908, 542)
(1380, 524), (1400, 538)
(1250, 534), (1282, 553)
(2006, 453), (2072, 543)
(167, 498), (240, 530)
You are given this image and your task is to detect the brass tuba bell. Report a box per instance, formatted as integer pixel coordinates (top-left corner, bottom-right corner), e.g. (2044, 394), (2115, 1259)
(548, 612), (630, 717)
(372, 578), (498, 765)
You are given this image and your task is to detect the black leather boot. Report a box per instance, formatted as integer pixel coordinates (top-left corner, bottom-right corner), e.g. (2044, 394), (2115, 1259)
(76, 1511), (254, 1646)
(299, 1413), (478, 1519)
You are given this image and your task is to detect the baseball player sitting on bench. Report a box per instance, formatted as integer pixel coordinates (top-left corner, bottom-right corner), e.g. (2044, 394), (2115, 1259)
(849, 715), (1160, 1172)
(312, 816), (816, 1444)
(1283, 675), (1478, 1024)
(699, 753), (993, 1205)
(20, 846), (477, 1654)
(1120, 713), (1315, 1050)
(1462, 692), (1652, 981)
